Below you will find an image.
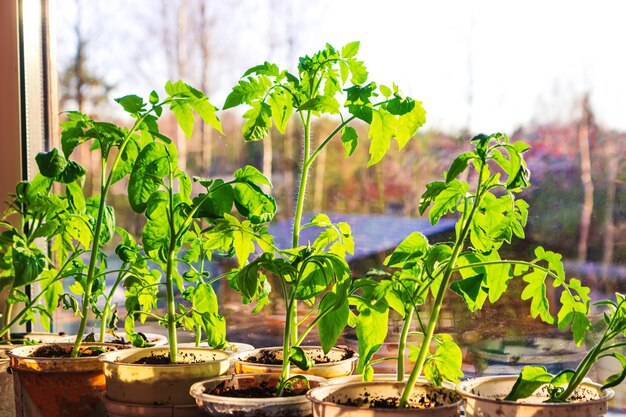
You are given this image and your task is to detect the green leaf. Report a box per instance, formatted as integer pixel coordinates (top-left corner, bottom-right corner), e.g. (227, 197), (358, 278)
(233, 182), (277, 224)
(387, 95), (415, 116)
(446, 152), (473, 184)
(396, 101), (426, 149)
(341, 126), (358, 158)
(12, 244), (46, 287)
(65, 181), (86, 213)
(298, 96), (340, 114)
(189, 96), (223, 134)
(224, 76), (270, 110)
(243, 61), (281, 77)
(115, 94), (145, 113)
(347, 57), (368, 84)
(355, 298), (388, 373)
(56, 160), (87, 184)
(367, 109), (397, 167)
(602, 352), (626, 390)
(36, 148), (68, 178)
(424, 334), (464, 385)
(128, 142), (170, 213)
(268, 90), (293, 134)
(521, 268), (554, 324)
(318, 292), (349, 354)
(193, 179), (234, 219)
(428, 180), (468, 224)
(505, 366), (553, 401)
(289, 346), (314, 371)
(242, 101), (272, 141)
(450, 274), (488, 312)
(384, 232), (429, 268)
(193, 282), (219, 314)
(234, 165), (272, 187)
(341, 41), (360, 59)
(170, 100), (195, 139)
(110, 138), (140, 185)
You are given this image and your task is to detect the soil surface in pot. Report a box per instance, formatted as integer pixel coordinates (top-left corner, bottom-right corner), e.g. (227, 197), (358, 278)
(246, 348), (355, 365)
(335, 389), (461, 409)
(27, 344), (119, 358)
(132, 351), (206, 364)
(212, 378), (310, 398)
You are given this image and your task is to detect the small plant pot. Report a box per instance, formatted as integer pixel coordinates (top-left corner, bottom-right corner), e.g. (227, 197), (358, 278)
(100, 347), (230, 406)
(9, 343), (124, 417)
(178, 341), (254, 355)
(101, 395), (201, 417)
(233, 346), (358, 378)
(190, 373), (328, 417)
(306, 381), (463, 416)
(456, 375), (615, 417)
(1, 348), (14, 417)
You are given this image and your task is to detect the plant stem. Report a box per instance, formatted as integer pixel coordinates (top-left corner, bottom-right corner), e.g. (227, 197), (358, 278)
(2, 292), (14, 341)
(278, 293), (296, 396)
(397, 307), (414, 382)
(292, 112), (312, 250)
(99, 270), (126, 343)
(398, 160), (486, 408)
(165, 167), (179, 363)
(71, 156), (108, 357)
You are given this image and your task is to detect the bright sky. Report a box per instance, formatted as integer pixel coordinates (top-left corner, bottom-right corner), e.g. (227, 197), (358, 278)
(56, 0), (626, 134)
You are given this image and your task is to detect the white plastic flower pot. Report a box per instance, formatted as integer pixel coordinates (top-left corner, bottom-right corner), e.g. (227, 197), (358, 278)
(232, 346), (358, 378)
(456, 375), (615, 417)
(100, 347), (230, 407)
(190, 373), (328, 417)
(306, 381), (463, 416)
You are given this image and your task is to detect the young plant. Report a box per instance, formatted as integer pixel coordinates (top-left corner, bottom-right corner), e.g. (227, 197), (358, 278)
(506, 293), (626, 403)
(356, 133), (591, 407)
(55, 81), (223, 357)
(223, 42), (425, 392)
(0, 172), (85, 341)
(121, 83), (277, 363)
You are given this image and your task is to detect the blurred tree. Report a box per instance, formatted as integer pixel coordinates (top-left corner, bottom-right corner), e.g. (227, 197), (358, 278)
(577, 94), (595, 262)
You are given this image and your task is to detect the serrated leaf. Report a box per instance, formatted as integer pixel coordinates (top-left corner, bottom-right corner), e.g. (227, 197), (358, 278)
(428, 180), (468, 224)
(521, 268), (554, 324)
(341, 126), (358, 158)
(367, 109), (397, 167)
(268, 90), (293, 134)
(115, 94), (145, 113)
(128, 142), (170, 213)
(170, 100), (195, 139)
(190, 96), (223, 134)
(384, 232), (428, 268)
(341, 41), (360, 59)
(450, 274), (488, 312)
(243, 101), (272, 141)
(233, 182), (276, 224)
(446, 152), (473, 184)
(298, 96), (340, 114)
(396, 100), (426, 149)
(36, 148), (68, 178)
(110, 138), (140, 185)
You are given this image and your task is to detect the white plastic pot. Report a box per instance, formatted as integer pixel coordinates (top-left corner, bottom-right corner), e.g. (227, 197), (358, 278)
(100, 347), (229, 406)
(233, 346), (358, 378)
(190, 373), (328, 417)
(306, 381), (463, 416)
(55, 331), (167, 346)
(456, 375), (615, 417)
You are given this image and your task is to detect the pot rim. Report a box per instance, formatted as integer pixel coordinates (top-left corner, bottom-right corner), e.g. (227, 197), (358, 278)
(190, 372), (328, 405)
(306, 380), (464, 412)
(232, 345), (358, 369)
(99, 346), (230, 369)
(8, 342), (124, 363)
(456, 375), (615, 406)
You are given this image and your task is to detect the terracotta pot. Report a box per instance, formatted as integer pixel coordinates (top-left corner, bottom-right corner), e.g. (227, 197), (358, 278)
(100, 347), (230, 406)
(190, 373), (328, 417)
(9, 343), (123, 417)
(306, 381), (463, 416)
(1, 349), (13, 417)
(101, 395), (201, 417)
(233, 346), (358, 378)
(456, 375), (615, 417)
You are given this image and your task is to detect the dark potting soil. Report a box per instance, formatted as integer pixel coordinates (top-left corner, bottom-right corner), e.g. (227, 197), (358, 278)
(211, 379), (308, 398)
(132, 351), (205, 365)
(338, 388), (461, 409)
(245, 347), (355, 365)
(29, 344), (116, 358)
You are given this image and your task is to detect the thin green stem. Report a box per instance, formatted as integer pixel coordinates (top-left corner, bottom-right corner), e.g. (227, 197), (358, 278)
(397, 307), (414, 382)
(99, 269), (127, 343)
(292, 112), (312, 249)
(2, 292), (14, 341)
(399, 159), (486, 408)
(165, 172), (179, 363)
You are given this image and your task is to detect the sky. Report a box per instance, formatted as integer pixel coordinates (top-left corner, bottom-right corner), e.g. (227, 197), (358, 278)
(55, 0), (626, 134)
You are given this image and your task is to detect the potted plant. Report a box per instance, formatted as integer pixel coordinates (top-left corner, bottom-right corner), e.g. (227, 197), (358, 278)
(307, 133), (592, 415)
(457, 293), (624, 417)
(98, 81), (278, 416)
(190, 42), (425, 416)
(7, 81), (227, 417)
